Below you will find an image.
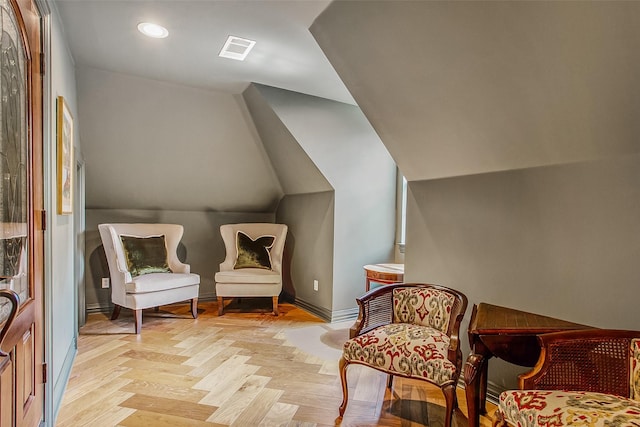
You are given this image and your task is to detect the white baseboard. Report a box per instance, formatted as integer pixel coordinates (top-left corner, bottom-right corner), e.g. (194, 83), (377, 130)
(292, 297), (359, 323)
(52, 337), (77, 424)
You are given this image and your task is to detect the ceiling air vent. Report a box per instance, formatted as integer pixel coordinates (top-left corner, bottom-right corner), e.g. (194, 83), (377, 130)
(219, 36), (256, 61)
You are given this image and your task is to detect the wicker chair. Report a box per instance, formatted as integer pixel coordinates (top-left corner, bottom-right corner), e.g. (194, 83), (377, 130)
(493, 328), (640, 427)
(339, 283), (468, 427)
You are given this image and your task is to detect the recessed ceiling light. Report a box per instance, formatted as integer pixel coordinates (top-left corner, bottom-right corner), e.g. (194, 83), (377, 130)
(219, 36), (256, 61)
(137, 22), (169, 39)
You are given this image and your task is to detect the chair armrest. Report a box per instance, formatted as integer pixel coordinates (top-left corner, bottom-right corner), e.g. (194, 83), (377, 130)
(447, 331), (461, 364)
(351, 285), (396, 337)
(107, 269), (131, 287)
(101, 224), (133, 275)
(447, 305), (465, 367)
(170, 262), (190, 274)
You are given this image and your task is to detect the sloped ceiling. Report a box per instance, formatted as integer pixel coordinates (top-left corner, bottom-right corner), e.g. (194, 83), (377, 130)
(311, 1), (640, 181)
(55, 0), (355, 105)
(78, 67), (283, 211)
(246, 84), (395, 192)
(243, 84), (333, 195)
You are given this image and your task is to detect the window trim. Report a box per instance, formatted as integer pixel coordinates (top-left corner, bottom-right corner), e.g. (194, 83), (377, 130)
(395, 171), (407, 250)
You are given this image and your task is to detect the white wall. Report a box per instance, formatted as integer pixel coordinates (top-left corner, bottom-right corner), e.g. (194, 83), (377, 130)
(49, 1), (80, 422)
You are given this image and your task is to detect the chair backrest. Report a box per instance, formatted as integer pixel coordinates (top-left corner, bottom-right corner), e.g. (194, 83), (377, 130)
(520, 329), (640, 399)
(355, 283), (467, 339)
(392, 286), (460, 334)
(219, 223), (288, 274)
(98, 223), (187, 283)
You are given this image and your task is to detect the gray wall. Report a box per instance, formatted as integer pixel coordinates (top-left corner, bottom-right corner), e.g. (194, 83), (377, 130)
(276, 192), (335, 315)
(312, 0), (640, 390)
(407, 154), (640, 389)
(408, 155), (640, 328)
(77, 66), (283, 211)
(244, 84), (397, 320)
(49, 2), (82, 421)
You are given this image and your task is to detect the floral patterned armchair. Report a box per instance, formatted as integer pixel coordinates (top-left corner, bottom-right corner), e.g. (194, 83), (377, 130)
(338, 283), (468, 427)
(493, 328), (640, 427)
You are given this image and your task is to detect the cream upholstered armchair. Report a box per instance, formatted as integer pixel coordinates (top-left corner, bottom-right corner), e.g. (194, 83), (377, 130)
(98, 223), (200, 334)
(339, 283), (468, 427)
(493, 328), (640, 427)
(214, 223), (287, 316)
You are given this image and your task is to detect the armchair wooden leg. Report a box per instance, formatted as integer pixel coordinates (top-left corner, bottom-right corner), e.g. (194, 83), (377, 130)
(111, 304), (121, 320)
(338, 357), (349, 417)
(441, 383), (457, 427)
(272, 296), (279, 316)
(217, 297), (224, 316)
(191, 297), (198, 319)
(134, 309), (142, 334)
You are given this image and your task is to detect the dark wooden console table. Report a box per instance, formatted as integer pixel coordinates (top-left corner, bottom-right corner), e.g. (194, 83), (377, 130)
(464, 303), (590, 427)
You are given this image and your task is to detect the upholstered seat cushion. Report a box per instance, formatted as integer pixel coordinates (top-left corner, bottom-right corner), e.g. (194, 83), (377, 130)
(215, 268), (281, 284)
(125, 272), (200, 294)
(498, 390), (640, 427)
(342, 323), (456, 385)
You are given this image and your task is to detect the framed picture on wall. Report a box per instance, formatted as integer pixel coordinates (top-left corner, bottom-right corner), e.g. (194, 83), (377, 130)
(57, 96), (73, 215)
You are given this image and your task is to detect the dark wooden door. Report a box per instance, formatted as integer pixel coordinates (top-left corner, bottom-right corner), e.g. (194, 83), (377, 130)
(0, 0), (44, 425)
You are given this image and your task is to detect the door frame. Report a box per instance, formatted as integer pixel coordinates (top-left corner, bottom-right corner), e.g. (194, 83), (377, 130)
(74, 154), (84, 328)
(36, 0), (55, 423)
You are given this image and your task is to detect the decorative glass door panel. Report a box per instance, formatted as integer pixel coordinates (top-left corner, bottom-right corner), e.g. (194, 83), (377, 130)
(0, 0), (43, 424)
(0, 0), (28, 323)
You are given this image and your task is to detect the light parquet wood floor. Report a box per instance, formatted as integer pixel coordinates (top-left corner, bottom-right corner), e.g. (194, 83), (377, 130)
(57, 299), (496, 427)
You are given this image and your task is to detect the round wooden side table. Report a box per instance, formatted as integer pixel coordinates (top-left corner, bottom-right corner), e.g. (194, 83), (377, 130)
(363, 263), (404, 291)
